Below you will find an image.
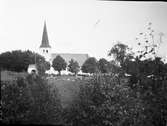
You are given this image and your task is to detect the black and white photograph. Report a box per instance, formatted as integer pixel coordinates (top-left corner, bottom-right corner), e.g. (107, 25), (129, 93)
(0, 0), (167, 125)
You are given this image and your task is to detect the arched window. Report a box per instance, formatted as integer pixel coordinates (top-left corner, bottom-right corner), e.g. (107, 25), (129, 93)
(46, 50), (48, 53)
(43, 49), (45, 53)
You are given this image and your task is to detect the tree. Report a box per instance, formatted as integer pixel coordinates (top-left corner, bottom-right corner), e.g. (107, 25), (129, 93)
(108, 42), (134, 67)
(98, 58), (109, 73)
(36, 61), (50, 76)
(68, 59), (80, 76)
(108, 60), (121, 75)
(52, 55), (67, 75)
(0, 50), (50, 75)
(108, 42), (134, 77)
(81, 57), (98, 74)
(135, 22), (163, 60)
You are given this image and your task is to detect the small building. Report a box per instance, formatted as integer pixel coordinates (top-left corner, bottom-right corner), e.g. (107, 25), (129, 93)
(27, 64), (38, 74)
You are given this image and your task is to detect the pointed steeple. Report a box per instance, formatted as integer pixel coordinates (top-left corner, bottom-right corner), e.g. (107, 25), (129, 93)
(40, 21), (51, 48)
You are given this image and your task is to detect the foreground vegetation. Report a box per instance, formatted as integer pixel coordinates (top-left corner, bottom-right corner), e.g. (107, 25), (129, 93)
(1, 75), (62, 124)
(63, 73), (167, 126)
(1, 68), (167, 126)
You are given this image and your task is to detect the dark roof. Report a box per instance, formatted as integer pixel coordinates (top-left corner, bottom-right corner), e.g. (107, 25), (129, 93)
(51, 53), (89, 66)
(40, 21), (51, 48)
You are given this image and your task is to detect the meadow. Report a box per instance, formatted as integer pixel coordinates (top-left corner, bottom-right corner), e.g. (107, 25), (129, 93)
(47, 75), (89, 108)
(1, 70), (88, 109)
(1, 70), (27, 81)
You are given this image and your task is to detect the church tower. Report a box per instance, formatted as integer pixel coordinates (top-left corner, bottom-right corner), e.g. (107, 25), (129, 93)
(39, 21), (51, 61)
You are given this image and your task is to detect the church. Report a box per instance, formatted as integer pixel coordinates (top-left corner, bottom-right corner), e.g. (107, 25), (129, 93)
(39, 22), (89, 74)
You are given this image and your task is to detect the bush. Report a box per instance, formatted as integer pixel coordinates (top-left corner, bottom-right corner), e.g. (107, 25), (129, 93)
(63, 72), (167, 126)
(62, 75), (142, 126)
(1, 75), (62, 124)
(1, 79), (33, 124)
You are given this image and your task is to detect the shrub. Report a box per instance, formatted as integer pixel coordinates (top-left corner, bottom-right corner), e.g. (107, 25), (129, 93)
(63, 71), (167, 126)
(62, 75), (142, 126)
(1, 75), (62, 124)
(1, 79), (33, 124)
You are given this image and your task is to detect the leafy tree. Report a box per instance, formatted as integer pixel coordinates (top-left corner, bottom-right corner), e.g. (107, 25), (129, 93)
(98, 58), (109, 73)
(135, 22), (162, 60)
(108, 42), (134, 67)
(36, 61), (50, 76)
(68, 59), (80, 76)
(52, 55), (67, 75)
(81, 57), (98, 74)
(0, 50), (50, 75)
(108, 60), (121, 75)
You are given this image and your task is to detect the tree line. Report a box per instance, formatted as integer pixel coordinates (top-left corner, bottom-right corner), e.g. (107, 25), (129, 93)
(0, 50), (115, 76)
(52, 55), (113, 75)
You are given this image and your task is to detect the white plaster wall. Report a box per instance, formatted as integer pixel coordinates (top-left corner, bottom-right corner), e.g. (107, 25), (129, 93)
(27, 67), (38, 74)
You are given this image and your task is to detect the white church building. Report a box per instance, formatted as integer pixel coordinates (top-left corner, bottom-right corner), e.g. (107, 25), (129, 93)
(38, 22), (89, 75)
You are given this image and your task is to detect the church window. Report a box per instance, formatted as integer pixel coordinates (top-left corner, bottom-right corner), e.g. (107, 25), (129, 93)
(46, 50), (48, 53)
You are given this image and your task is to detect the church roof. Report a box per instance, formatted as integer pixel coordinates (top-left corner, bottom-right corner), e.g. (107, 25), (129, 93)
(40, 21), (51, 48)
(51, 53), (89, 66)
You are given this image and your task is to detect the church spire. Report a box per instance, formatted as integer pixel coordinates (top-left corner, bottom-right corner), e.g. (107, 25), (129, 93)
(40, 21), (51, 48)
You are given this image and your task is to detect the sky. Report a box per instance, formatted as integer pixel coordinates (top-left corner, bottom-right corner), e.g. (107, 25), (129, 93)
(0, 0), (167, 60)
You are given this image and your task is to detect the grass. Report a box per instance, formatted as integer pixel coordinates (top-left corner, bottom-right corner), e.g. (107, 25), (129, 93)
(1, 70), (27, 81)
(1, 70), (89, 108)
(48, 76), (87, 108)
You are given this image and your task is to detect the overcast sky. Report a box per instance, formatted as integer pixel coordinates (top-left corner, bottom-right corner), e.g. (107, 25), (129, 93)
(0, 0), (167, 60)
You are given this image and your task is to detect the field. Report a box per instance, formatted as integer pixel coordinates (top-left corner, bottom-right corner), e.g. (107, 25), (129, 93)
(1, 71), (88, 108)
(1, 70), (28, 81)
(48, 75), (88, 108)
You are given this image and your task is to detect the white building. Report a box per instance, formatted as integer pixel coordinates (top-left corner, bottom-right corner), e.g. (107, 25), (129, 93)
(39, 22), (89, 75)
(27, 64), (38, 74)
